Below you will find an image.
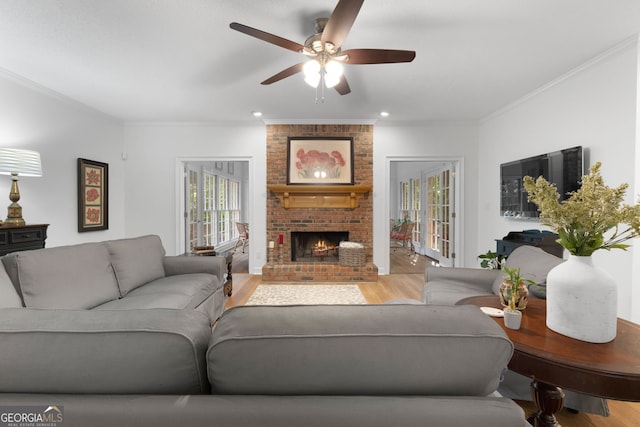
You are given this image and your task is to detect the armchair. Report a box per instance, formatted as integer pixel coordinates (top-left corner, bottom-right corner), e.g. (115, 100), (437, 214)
(390, 221), (416, 253)
(233, 222), (249, 253)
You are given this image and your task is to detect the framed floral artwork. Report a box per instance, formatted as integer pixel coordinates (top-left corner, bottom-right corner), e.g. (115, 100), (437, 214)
(287, 137), (354, 185)
(77, 158), (109, 232)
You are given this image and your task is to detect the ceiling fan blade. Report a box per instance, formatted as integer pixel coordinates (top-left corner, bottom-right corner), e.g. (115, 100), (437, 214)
(230, 22), (304, 53)
(321, 0), (364, 50)
(334, 76), (351, 95)
(341, 48), (416, 64)
(261, 63), (305, 85)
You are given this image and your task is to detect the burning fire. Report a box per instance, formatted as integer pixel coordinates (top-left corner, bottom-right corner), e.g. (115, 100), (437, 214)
(313, 240), (336, 256)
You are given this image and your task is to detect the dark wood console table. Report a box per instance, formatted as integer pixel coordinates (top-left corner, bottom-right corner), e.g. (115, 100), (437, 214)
(496, 230), (563, 258)
(458, 296), (640, 426)
(0, 224), (49, 256)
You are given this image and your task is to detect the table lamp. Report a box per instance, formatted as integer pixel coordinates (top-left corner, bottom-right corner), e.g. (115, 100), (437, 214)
(0, 148), (42, 226)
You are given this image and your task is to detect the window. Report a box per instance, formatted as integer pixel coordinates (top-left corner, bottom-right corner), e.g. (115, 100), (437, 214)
(186, 163), (241, 252)
(398, 179), (421, 246)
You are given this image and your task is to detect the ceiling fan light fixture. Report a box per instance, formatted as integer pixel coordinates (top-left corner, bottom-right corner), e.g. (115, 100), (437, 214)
(325, 60), (343, 77)
(303, 59), (321, 87)
(324, 74), (341, 88)
(323, 60), (344, 88)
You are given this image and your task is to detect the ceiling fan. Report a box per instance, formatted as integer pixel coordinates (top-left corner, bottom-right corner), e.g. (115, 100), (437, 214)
(230, 0), (416, 96)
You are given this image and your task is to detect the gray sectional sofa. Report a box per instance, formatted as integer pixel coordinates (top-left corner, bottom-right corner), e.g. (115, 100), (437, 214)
(0, 234), (227, 323)
(0, 304), (529, 426)
(0, 235), (529, 425)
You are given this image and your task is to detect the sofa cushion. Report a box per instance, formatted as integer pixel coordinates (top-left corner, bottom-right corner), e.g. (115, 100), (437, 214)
(0, 308), (211, 394)
(95, 273), (220, 317)
(3, 242), (120, 309)
(492, 245), (564, 294)
(208, 304), (513, 396)
(0, 264), (22, 307)
(106, 235), (166, 296)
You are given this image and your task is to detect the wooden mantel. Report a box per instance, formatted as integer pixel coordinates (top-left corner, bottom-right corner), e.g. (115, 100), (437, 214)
(268, 184), (372, 209)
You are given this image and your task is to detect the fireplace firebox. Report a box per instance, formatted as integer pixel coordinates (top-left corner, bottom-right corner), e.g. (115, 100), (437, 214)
(291, 231), (349, 263)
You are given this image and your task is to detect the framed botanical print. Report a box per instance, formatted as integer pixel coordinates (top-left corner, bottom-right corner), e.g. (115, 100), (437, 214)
(287, 137), (354, 185)
(78, 158), (109, 232)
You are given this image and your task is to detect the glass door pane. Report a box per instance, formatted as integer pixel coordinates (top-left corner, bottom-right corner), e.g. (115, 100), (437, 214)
(423, 166), (455, 267)
(186, 166), (200, 253)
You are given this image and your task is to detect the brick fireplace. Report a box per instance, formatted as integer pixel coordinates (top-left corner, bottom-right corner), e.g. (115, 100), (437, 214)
(262, 124), (378, 281)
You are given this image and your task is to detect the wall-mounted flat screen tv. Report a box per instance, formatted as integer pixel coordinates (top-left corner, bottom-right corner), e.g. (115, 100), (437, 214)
(500, 146), (584, 219)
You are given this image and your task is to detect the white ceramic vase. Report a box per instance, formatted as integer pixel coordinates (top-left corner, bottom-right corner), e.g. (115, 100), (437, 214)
(546, 255), (617, 343)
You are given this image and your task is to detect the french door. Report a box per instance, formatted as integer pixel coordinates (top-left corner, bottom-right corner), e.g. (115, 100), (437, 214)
(422, 165), (455, 267)
(186, 165), (200, 252)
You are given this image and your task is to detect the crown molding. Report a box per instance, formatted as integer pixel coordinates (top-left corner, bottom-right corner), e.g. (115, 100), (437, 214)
(0, 66), (120, 124)
(122, 120), (265, 128)
(480, 35), (639, 124)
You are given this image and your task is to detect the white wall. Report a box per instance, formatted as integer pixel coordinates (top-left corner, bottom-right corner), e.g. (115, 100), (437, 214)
(122, 123), (266, 273)
(0, 72), (125, 247)
(373, 124), (479, 274)
(478, 40), (639, 321)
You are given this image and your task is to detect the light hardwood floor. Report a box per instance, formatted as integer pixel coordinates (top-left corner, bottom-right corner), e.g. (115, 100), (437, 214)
(227, 249), (640, 426)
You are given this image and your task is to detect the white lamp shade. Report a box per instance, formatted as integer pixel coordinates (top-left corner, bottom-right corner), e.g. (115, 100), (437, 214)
(0, 148), (42, 177)
(325, 60), (344, 78)
(304, 73), (321, 88)
(324, 74), (341, 88)
(324, 60), (344, 88)
(303, 60), (321, 88)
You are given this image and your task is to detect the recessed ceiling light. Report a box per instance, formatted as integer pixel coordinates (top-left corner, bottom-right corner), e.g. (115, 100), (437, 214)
(252, 111), (263, 117)
(379, 111), (390, 117)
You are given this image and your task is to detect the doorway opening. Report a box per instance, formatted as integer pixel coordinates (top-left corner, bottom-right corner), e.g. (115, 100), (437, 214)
(389, 159), (461, 272)
(177, 160), (250, 272)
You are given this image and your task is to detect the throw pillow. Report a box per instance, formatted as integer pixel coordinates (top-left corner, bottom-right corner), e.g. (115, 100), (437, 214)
(106, 235), (166, 296)
(13, 243), (120, 309)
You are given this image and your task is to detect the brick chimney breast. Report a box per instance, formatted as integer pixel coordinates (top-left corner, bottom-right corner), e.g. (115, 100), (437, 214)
(263, 124), (377, 281)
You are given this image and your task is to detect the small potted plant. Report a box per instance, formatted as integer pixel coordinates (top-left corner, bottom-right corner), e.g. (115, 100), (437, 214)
(500, 265), (531, 330)
(477, 250), (502, 269)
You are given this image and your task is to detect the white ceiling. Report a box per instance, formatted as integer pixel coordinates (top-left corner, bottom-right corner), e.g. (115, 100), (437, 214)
(1, 0), (639, 124)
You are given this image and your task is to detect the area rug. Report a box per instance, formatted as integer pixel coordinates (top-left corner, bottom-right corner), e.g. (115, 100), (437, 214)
(246, 285), (367, 305)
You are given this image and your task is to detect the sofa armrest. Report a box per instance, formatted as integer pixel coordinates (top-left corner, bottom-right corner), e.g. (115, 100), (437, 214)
(426, 266), (501, 292)
(163, 255), (226, 283)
